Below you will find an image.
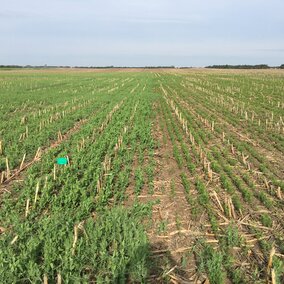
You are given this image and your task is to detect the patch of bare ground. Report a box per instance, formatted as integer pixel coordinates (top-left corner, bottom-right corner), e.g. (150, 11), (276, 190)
(125, 102), (220, 283)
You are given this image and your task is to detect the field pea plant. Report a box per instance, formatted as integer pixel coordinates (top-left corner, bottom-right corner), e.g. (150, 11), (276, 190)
(0, 68), (283, 283)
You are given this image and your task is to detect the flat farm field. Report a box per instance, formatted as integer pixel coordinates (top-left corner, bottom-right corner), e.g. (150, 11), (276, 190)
(0, 68), (283, 283)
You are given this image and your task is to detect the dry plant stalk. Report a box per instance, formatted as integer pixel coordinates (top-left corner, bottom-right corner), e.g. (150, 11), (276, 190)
(211, 121), (215, 131)
(264, 178), (270, 190)
(53, 164), (56, 180)
(203, 157), (207, 170)
(271, 269), (276, 284)
(21, 116), (26, 124)
(228, 197), (236, 219)
(0, 172), (5, 183)
(242, 153), (249, 165)
(97, 178), (101, 193)
(207, 163), (213, 181)
(203, 278), (210, 284)
(58, 130), (63, 141)
(0, 140), (2, 155)
(34, 182), (40, 206)
(10, 235), (18, 245)
(213, 190), (224, 213)
(20, 153), (26, 170)
(34, 147), (41, 160)
(246, 162), (251, 171)
(25, 199), (30, 217)
(266, 246), (276, 283)
(231, 144), (235, 155)
(43, 274), (48, 284)
(72, 224), (79, 255)
(57, 273), (62, 284)
(6, 157), (10, 179)
(276, 187), (282, 200)
(267, 246), (275, 269)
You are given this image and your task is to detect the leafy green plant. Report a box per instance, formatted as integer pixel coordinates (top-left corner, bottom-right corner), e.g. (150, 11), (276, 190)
(135, 167), (144, 195)
(260, 213), (273, 227)
(196, 243), (225, 284)
(223, 223), (242, 247)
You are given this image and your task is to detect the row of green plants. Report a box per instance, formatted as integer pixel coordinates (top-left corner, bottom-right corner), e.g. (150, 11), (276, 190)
(0, 72), (159, 283)
(181, 75), (284, 153)
(0, 73), (139, 172)
(158, 79), (283, 283)
(172, 80), (284, 199)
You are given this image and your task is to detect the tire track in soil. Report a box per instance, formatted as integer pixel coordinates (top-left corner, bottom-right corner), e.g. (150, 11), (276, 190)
(132, 102), (212, 284)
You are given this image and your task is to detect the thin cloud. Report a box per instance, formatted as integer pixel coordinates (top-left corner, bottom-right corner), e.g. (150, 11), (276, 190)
(0, 0), (283, 66)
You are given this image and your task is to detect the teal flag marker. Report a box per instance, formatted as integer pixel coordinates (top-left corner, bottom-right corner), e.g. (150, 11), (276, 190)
(56, 157), (68, 165)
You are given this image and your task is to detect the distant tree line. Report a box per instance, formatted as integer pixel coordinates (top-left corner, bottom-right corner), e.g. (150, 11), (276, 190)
(0, 65), (24, 69)
(1, 64), (284, 69)
(205, 64), (284, 69)
(0, 65), (71, 69)
(0, 65), (177, 69)
(73, 66), (176, 69)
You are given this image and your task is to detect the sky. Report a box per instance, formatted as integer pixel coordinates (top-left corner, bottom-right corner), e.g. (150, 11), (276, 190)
(1, 0), (284, 67)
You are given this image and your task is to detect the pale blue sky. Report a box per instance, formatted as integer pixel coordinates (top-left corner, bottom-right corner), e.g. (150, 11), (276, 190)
(1, 0), (284, 66)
